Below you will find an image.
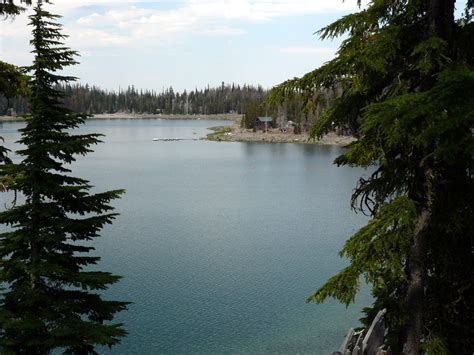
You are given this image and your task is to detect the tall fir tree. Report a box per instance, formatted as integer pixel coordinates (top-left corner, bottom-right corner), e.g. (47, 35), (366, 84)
(0, 1), (128, 353)
(271, 0), (473, 353)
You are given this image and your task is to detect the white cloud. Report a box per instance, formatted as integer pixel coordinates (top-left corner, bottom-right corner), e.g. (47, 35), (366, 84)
(80, 50), (120, 57)
(199, 26), (246, 36)
(0, 0), (363, 90)
(72, 29), (131, 47)
(2, 0), (361, 54)
(76, 0), (358, 26)
(70, 0), (361, 46)
(0, 48), (33, 65)
(77, 13), (103, 25)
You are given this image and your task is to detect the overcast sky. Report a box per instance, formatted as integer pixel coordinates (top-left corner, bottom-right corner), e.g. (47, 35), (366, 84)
(0, 0), (464, 92)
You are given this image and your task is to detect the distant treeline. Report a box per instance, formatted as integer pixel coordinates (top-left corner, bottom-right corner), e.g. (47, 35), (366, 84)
(1, 80), (345, 134)
(1, 82), (268, 116)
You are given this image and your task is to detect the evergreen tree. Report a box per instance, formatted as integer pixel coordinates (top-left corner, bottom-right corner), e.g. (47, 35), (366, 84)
(0, 60), (29, 115)
(0, 0), (36, 190)
(0, 0), (29, 16)
(0, 1), (128, 353)
(0, 0), (45, 17)
(5, 81), (272, 117)
(271, 0), (473, 353)
(241, 99), (263, 129)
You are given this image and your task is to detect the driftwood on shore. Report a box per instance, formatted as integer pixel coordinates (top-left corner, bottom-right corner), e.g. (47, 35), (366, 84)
(333, 309), (390, 355)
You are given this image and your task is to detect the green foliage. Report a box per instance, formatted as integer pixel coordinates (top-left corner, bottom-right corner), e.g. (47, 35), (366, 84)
(309, 196), (415, 346)
(273, 0), (474, 352)
(206, 125), (233, 140)
(0, 2), (128, 353)
(0, 0), (32, 17)
(411, 36), (448, 75)
(421, 337), (449, 355)
(241, 99), (264, 129)
(0, 60), (28, 192)
(308, 196), (415, 306)
(4, 82), (270, 116)
(0, 60), (30, 114)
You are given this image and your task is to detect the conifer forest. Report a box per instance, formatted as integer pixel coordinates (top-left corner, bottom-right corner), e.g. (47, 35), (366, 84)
(1, 82), (269, 116)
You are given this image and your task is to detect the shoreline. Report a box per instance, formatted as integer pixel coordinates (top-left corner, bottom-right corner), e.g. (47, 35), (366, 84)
(0, 114), (355, 146)
(0, 112), (242, 122)
(91, 112), (242, 121)
(207, 124), (356, 146)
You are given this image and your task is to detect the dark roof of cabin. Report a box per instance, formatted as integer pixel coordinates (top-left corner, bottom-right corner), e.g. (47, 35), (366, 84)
(257, 116), (273, 123)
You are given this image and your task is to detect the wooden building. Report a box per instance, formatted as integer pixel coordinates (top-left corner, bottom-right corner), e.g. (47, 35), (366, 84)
(255, 116), (273, 131)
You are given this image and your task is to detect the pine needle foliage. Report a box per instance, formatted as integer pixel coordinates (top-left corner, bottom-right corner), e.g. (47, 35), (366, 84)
(0, 0), (35, 17)
(271, 1), (473, 353)
(0, 1), (128, 353)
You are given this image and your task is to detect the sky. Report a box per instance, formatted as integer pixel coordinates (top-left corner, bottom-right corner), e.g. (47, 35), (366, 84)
(0, 0), (466, 92)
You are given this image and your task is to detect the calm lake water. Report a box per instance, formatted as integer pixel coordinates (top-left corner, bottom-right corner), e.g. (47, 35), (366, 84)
(1, 119), (371, 354)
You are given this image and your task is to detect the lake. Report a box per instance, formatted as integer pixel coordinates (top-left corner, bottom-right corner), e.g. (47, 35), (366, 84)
(0, 119), (371, 354)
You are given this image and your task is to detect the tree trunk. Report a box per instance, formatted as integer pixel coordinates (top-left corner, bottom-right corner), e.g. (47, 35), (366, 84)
(403, 169), (433, 354)
(30, 191), (41, 290)
(403, 209), (429, 354)
(402, 3), (455, 352)
(428, 0), (455, 41)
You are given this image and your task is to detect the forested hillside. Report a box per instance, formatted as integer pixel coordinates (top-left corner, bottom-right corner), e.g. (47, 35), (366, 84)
(1, 82), (268, 116)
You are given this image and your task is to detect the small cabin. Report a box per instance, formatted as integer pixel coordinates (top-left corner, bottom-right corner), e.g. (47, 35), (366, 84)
(255, 116), (273, 131)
